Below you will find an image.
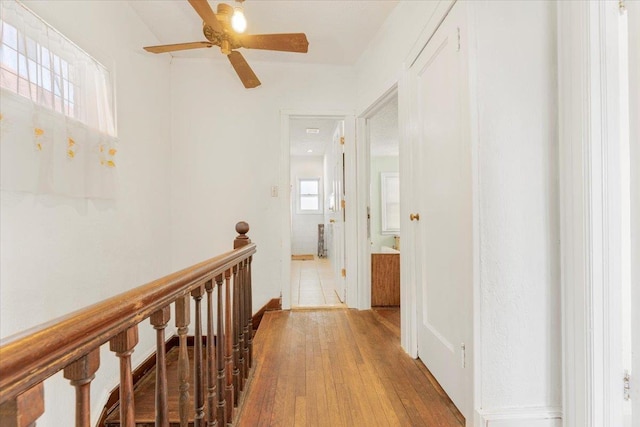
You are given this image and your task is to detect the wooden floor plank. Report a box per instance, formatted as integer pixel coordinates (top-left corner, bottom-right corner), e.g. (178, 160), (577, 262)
(237, 309), (465, 427)
(294, 396), (307, 425)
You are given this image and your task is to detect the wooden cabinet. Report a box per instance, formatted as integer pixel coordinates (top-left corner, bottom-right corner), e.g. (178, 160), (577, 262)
(371, 253), (400, 306)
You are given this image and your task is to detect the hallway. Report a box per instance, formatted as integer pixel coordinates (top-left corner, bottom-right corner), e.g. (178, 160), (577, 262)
(237, 309), (464, 426)
(290, 258), (345, 308)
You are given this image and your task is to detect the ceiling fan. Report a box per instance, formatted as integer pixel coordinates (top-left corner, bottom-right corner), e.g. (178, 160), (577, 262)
(143, 0), (309, 89)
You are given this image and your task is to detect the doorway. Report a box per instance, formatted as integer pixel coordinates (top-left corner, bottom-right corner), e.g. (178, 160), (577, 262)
(288, 116), (347, 309)
(365, 93), (401, 332)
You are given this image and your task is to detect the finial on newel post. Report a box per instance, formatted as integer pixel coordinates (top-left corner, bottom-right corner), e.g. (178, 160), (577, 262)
(234, 221), (251, 249)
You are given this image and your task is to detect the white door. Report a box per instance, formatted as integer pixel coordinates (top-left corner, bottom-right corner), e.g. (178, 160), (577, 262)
(410, 3), (472, 419)
(328, 121), (346, 302)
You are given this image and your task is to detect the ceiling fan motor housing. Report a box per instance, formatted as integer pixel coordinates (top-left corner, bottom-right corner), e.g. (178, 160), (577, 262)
(203, 3), (242, 52)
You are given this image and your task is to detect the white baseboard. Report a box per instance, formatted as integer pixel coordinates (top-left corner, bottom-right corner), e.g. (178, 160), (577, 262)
(476, 406), (562, 427)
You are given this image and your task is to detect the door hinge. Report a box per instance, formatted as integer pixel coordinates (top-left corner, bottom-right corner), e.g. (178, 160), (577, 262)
(461, 343), (466, 368)
(624, 370), (631, 400)
(340, 136), (345, 145)
(341, 268), (346, 278)
(341, 199), (346, 209)
(619, 0), (626, 13)
(457, 27), (461, 51)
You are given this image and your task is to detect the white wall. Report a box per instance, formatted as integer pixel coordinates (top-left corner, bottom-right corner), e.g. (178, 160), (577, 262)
(471, 1), (561, 425)
(0, 1), (173, 426)
(370, 156), (399, 252)
(170, 58), (355, 311)
(290, 155), (324, 255)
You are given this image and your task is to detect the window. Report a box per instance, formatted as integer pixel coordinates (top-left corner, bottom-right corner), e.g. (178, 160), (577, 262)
(0, 2), (115, 136)
(381, 172), (400, 234)
(0, 0), (117, 198)
(1, 21), (76, 118)
(298, 178), (322, 213)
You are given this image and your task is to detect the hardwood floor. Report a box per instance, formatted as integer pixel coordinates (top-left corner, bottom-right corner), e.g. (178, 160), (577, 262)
(237, 309), (464, 426)
(372, 306), (401, 336)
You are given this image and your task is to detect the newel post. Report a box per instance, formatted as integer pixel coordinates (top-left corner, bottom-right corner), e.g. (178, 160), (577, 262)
(233, 222), (253, 371)
(233, 221), (251, 250)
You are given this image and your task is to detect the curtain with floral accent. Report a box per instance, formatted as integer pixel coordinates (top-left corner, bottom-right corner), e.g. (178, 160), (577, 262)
(0, 0), (117, 198)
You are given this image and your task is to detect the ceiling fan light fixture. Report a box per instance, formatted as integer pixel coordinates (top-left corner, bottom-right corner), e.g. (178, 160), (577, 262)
(232, 6), (247, 33)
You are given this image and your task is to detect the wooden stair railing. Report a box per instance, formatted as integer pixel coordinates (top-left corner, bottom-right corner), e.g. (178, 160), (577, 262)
(0, 222), (256, 427)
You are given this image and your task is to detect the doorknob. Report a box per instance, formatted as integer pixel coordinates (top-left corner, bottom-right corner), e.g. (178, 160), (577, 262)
(410, 213), (420, 221)
(329, 219), (336, 223)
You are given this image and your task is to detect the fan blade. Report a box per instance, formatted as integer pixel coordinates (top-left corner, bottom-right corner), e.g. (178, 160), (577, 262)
(188, 0), (223, 33)
(144, 41), (214, 54)
(227, 51), (261, 89)
(239, 33), (309, 53)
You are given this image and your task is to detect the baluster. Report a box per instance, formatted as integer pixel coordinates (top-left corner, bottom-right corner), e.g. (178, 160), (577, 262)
(191, 285), (205, 427)
(232, 263), (243, 396)
(215, 274), (227, 426)
(247, 255), (254, 369)
(0, 382), (44, 427)
(175, 295), (191, 427)
(241, 260), (250, 380)
(150, 306), (170, 427)
(109, 326), (139, 427)
(233, 221), (252, 378)
(224, 269), (234, 421)
(205, 280), (217, 426)
(63, 349), (100, 427)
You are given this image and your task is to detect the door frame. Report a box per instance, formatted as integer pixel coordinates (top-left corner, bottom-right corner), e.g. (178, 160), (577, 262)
(558, 1), (632, 426)
(280, 110), (357, 310)
(355, 86), (399, 313)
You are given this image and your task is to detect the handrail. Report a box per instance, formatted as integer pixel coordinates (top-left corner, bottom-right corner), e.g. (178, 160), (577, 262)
(0, 236), (256, 407)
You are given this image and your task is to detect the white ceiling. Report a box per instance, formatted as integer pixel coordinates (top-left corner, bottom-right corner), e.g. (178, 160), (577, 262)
(129, 0), (399, 66)
(289, 117), (339, 157)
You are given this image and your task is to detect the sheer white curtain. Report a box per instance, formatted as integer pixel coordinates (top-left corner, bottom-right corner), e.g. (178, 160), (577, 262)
(0, 0), (117, 198)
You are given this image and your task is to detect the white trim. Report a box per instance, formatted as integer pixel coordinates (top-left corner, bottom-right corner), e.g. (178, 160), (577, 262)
(628, 1), (640, 422)
(279, 112), (292, 309)
(355, 115), (372, 310)
(397, 70), (417, 357)
(342, 115), (359, 307)
(279, 110), (357, 310)
(476, 407), (562, 427)
(405, 0), (457, 68)
(465, 2), (483, 423)
(558, 1), (626, 426)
